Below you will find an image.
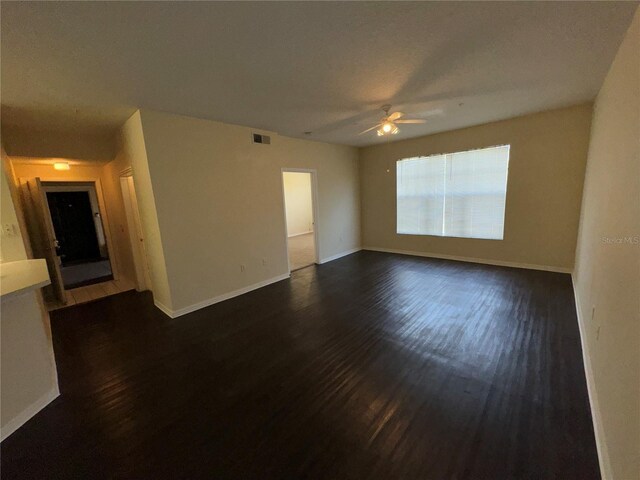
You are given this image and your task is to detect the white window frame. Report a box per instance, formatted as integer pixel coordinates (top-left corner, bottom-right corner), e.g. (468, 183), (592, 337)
(396, 145), (510, 240)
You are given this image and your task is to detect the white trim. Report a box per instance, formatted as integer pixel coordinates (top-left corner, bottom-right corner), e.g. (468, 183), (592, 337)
(318, 247), (362, 264)
(362, 246), (572, 273)
(154, 273), (290, 319)
(287, 230), (313, 238)
(0, 386), (59, 442)
(153, 299), (174, 318)
(571, 274), (611, 480)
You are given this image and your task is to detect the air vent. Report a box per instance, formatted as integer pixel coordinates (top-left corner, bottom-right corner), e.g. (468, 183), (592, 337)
(252, 133), (271, 144)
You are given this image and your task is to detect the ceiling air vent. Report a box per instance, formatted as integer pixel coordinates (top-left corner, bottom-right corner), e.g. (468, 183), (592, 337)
(252, 133), (271, 144)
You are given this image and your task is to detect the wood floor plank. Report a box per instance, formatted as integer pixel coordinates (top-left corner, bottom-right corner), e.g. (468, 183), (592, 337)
(83, 283), (106, 300)
(68, 285), (91, 304)
(64, 291), (76, 306)
(0, 252), (600, 479)
(101, 281), (119, 295)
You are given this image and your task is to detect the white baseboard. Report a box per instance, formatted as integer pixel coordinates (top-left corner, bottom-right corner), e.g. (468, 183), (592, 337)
(362, 246), (572, 273)
(1, 386), (60, 442)
(153, 299), (174, 318)
(318, 247), (361, 264)
(571, 274), (611, 480)
(288, 231), (313, 238)
(154, 273), (291, 319)
(154, 248), (364, 318)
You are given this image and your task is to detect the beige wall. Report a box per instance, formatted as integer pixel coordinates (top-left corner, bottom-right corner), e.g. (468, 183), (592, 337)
(283, 172), (313, 236)
(0, 290), (59, 440)
(11, 162), (105, 181)
(1, 149), (59, 440)
(1, 153), (27, 262)
(102, 150), (137, 285)
(137, 109), (360, 314)
(2, 125), (116, 162)
(573, 9), (640, 480)
(119, 112), (173, 309)
(359, 104), (593, 270)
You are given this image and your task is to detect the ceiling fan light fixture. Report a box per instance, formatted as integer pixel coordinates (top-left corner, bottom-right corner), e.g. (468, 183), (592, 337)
(361, 105), (429, 136)
(377, 122), (399, 137)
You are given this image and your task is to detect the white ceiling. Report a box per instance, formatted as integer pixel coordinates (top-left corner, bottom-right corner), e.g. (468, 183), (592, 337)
(1, 2), (637, 147)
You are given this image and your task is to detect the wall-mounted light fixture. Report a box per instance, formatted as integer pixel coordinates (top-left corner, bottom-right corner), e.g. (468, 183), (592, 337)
(53, 162), (70, 171)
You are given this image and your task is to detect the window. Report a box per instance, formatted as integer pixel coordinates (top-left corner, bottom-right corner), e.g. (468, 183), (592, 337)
(397, 145), (510, 240)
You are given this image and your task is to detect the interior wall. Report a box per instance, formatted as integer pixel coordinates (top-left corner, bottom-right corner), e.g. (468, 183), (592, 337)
(0, 290), (59, 440)
(9, 161), (136, 286)
(1, 149), (27, 262)
(283, 172), (313, 236)
(101, 150), (137, 284)
(359, 104), (593, 270)
(118, 111), (173, 309)
(137, 109), (360, 314)
(573, 8), (640, 480)
(0, 148), (59, 440)
(120, 175), (151, 291)
(2, 125), (116, 162)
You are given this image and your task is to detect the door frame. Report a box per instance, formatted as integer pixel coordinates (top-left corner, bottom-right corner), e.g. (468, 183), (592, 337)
(280, 168), (320, 273)
(34, 178), (120, 281)
(119, 167), (151, 292)
(41, 183), (112, 267)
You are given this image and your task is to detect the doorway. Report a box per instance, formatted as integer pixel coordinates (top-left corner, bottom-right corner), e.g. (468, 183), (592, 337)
(42, 182), (114, 289)
(282, 170), (319, 271)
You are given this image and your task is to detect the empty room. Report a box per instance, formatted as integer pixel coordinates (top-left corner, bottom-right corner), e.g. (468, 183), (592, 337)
(0, 2), (638, 479)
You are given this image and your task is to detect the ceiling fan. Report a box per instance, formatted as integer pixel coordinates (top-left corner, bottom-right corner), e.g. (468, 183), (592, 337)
(359, 104), (428, 136)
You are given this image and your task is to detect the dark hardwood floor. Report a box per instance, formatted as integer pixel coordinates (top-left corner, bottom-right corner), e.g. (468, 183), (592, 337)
(1, 251), (600, 479)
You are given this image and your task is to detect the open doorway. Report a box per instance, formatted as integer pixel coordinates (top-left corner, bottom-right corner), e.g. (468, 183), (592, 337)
(11, 162), (138, 310)
(42, 182), (113, 289)
(282, 169), (319, 271)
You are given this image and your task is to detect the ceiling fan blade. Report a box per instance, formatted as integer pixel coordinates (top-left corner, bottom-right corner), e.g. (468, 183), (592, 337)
(358, 123), (382, 135)
(395, 119), (427, 124)
(387, 111), (403, 122)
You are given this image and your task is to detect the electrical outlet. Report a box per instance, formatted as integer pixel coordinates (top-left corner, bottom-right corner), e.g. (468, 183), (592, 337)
(262, 259), (267, 266)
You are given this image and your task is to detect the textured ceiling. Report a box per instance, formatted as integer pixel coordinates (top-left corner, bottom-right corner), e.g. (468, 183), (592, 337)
(1, 2), (637, 147)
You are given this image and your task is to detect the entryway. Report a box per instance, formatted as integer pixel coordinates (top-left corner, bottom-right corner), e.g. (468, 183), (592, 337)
(43, 183), (114, 289)
(14, 172), (136, 310)
(282, 169), (318, 271)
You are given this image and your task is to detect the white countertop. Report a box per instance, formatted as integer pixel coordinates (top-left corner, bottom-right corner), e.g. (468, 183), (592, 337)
(0, 259), (51, 300)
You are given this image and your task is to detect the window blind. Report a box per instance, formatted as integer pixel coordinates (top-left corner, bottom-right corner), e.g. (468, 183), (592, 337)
(397, 145), (510, 239)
